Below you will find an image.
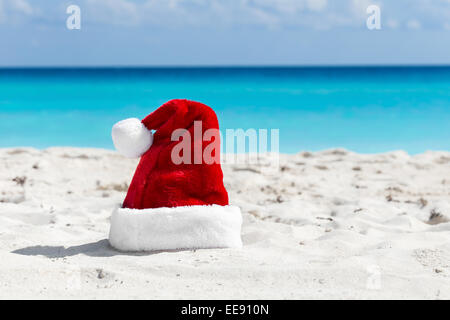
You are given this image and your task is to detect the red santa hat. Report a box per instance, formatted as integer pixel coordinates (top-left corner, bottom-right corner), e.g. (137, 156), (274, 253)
(109, 99), (242, 251)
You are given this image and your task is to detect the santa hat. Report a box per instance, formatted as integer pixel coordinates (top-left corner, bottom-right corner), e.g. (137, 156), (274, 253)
(108, 99), (242, 252)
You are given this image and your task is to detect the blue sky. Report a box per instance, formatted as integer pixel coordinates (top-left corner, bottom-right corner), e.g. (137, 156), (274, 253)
(1, 0), (450, 66)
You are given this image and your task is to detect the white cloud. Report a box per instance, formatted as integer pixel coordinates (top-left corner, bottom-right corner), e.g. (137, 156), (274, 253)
(308, 0), (327, 12)
(350, 0), (374, 18)
(0, 1), (5, 23)
(86, 0), (140, 26)
(407, 19), (422, 30)
(0, 0), (33, 24)
(244, 0), (328, 15)
(128, 0), (332, 29)
(1, 0), (450, 31)
(11, 0), (33, 15)
(246, 0), (305, 14)
(386, 19), (399, 29)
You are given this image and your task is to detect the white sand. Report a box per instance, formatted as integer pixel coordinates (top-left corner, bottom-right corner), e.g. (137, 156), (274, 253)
(0, 147), (449, 299)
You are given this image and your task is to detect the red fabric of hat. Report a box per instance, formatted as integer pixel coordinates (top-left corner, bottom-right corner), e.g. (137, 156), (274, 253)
(124, 99), (229, 209)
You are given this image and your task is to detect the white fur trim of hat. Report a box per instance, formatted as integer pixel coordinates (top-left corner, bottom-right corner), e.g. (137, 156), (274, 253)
(109, 205), (243, 252)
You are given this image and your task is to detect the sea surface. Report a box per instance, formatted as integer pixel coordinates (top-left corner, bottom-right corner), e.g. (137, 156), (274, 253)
(0, 66), (449, 154)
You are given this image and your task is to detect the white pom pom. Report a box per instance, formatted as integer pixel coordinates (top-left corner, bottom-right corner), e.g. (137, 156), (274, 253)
(111, 118), (153, 158)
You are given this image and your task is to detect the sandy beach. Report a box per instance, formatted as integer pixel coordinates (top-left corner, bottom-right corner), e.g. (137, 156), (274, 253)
(0, 147), (449, 299)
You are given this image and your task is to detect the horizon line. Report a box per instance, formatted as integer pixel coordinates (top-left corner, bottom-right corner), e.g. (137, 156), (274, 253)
(1, 63), (450, 69)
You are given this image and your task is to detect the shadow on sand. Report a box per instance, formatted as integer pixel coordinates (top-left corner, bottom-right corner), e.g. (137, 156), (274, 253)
(12, 239), (186, 258)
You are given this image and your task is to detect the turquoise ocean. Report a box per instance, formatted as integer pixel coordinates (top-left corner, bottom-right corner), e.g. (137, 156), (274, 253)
(0, 67), (449, 154)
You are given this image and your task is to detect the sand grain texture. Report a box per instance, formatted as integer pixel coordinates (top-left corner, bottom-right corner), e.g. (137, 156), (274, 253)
(1, 147), (449, 299)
